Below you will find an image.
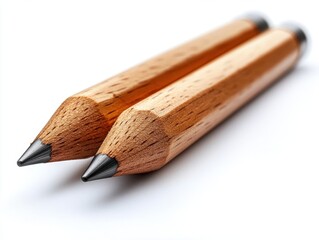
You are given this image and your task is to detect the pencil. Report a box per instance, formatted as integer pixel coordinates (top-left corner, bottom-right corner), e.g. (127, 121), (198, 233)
(82, 24), (307, 181)
(17, 14), (268, 166)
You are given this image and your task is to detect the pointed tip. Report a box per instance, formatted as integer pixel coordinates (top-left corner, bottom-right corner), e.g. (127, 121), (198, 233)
(17, 161), (23, 167)
(17, 139), (51, 167)
(81, 176), (89, 182)
(82, 154), (118, 182)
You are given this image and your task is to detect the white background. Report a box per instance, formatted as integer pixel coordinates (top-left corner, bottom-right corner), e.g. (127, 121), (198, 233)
(1, 1), (318, 239)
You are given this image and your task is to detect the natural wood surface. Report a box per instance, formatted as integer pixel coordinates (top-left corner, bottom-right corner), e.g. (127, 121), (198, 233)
(98, 29), (301, 176)
(37, 19), (262, 161)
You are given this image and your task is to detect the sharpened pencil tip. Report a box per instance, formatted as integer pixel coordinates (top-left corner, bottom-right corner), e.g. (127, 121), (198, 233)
(81, 176), (88, 182)
(82, 154), (118, 182)
(17, 139), (51, 167)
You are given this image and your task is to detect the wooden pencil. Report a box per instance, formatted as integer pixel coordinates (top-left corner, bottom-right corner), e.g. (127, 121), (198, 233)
(18, 14), (268, 166)
(82, 24), (307, 181)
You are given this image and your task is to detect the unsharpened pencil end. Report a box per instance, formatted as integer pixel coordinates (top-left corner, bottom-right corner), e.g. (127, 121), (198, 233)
(279, 22), (308, 56)
(81, 154), (118, 182)
(17, 139), (51, 167)
(241, 13), (269, 32)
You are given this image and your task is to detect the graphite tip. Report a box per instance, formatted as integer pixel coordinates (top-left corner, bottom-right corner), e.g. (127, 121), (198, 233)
(17, 139), (51, 167)
(82, 154), (118, 182)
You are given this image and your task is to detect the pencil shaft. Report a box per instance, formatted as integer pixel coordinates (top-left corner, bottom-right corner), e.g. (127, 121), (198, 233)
(97, 28), (302, 176)
(25, 17), (264, 163)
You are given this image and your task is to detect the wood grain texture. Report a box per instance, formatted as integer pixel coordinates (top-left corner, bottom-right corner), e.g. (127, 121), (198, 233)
(98, 29), (301, 176)
(38, 19), (261, 161)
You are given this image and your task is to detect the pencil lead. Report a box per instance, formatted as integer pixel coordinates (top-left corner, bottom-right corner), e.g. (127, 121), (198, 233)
(82, 154), (118, 182)
(17, 139), (51, 167)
